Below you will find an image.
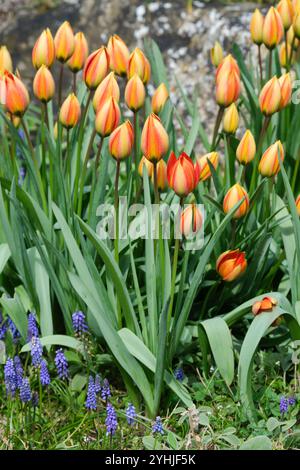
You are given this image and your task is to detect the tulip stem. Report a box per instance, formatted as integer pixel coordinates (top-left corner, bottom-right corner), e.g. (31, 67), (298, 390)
(114, 159), (122, 328)
(133, 111), (139, 199)
(268, 49), (273, 80)
(76, 128), (96, 216)
(95, 137), (104, 177)
(292, 149), (300, 193)
(289, 36), (296, 68)
(258, 45), (263, 86)
(58, 63), (64, 107)
(285, 32), (289, 72)
(86, 137), (104, 223)
(211, 106), (224, 150)
(153, 161), (159, 204)
(249, 115), (271, 194)
(73, 73), (77, 94)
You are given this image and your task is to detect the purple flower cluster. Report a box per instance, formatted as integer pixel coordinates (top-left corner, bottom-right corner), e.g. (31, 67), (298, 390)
(85, 376), (97, 410)
(27, 312), (39, 341)
(101, 378), (111, 401)
(174, 367), (184, 382)
(4, 357), (17, 396)
(14, 356), (24, 389)
(72, 311), (88, 336)
(105, 403), (118, 436)
(126, 403), (136, 426)
(152, 416), (164, 435)
(280, 396), (296, 414)
(0, 311), (7, 339)
(20, 377), (31, 403)
(40, 359), (51, 386)
(54, 348), (69, 379)
(31, 336), (43, 367)
(95, 374), (101, 394)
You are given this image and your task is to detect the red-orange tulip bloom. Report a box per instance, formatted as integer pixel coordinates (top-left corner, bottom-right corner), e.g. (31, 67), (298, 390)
(258, 140), (284, 177)
(127, 48), (151, 84)
(216, 66), (240, 107)
(4, 71), (30, 116)
(83, 47), (110, 90)
(54, 21), (75, 63)
(0, 45), (13, 75)
(210, 41), (223, 67)
(141, 113), (169, 163)
(279, 73), (292, 109)
(33, 65), (55, 103)
(107, 34), (130, 76)
(250, 9), (264, 45)
(277, 0), (294, 30)
(216, 55), (240, 84)
(216, 249), (247, 282)
(125, 74), (146, 111)
(259, 76), (282, 115)
(153, 158), (167, 191)
(109, 120), (134, 160)
(0, 76), (6, 105)
(67, 32), (89, 73)
(252, 296), (277, 316)
(180, 204), (203, 238)
(138, 156), (153, 178)
(59, 93), (81, 129)
(167, 152), (199, 197)
(152, 83), (169, 114)
(262, 7), (284, 49)
(223, 183), (249, 219)
(196, 152), (219, 182)
(95, 97), (120, 137)
(296, 194), (300, 215)
(32, 28), (55, 69)
(236, 130), (256, 165)
(93, 72), (120, 112)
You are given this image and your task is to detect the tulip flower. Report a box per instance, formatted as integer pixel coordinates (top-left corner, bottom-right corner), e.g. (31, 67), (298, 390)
(279, 73), (292, 109)
(216, 55), (240, 84)
(127, 48), (151, 84)
(124, 74), (146, 111)
(107, 35), (130, 76)
(167, 152), (199, 197)
(152, 83), (169, 114)
(67, 32), (89, 73)
(277, 0), (294, 30)
(3, 71), (30, 116)
(93, 72), (120, 112)
(95, 97), (120, 137)
(141, 113), (169, 163)
(0, 45), (13, 75)
(32, 28), (55, 69)
(279, 43), (294, 67)
(33, 65), (55, 103)
(250, 9), (264, 45)
(210, 41), (223, 67)
(83, 47), (110, 90)
(258, 140), (284, 177)
(236, 130), (256, 165)
(294, 0), (300, 11)
(59, 93), (81, 129)
(252, 296), (277, 316)
(293, 11), (300, 38)
(216, 249), (247, 282)
(296, 194), (300, 215)
(138, 156), (153, 178)
(196, 152), (219, 182)
(262, 7), (284, 49)
(0, 75), (5, 105)
(215, 68), (240, 108)
(223, 103), (239, 134)
(287, 25), (299, 47)
(180, 204), (203, 238)
(54, 21), (75, 63)
(223, 183), (249, 219)
(259, 76), (282, 116)
(109, 120), (134, 160)
(153, 158), (167, 191)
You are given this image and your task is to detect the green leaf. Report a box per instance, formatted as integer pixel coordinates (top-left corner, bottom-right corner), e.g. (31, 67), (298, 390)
(0, 291), (27, 341)
(240, 436), (272, 450)
(20, 334), (83, 353)
(0, 243), (10, 274)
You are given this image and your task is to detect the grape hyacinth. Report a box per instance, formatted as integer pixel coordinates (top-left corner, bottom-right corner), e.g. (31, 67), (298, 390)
(101, 378), (111, 401)
(95, 374), (101, 394)
(85, 376), (97, 410)
(18, 166), (26, 186)
(72, 311), (88, 336)
(54, 348), (69, 380)
(20, 377), (32, 403)
(280, 396), (289, 414)
(27, 312), (39, 341)
(288, 396), (296, 406)
(105, 403), (118, 436)
(40, 359), (51, 386)
(4, 357), (17, 396)
(7, 318), (21, 342)
(152, 416), (164, 435)
(14, 356), (24, 389)
(31, 336), (43, 367)
(174, 367), (184, 382)
(126, 403), (136, 426)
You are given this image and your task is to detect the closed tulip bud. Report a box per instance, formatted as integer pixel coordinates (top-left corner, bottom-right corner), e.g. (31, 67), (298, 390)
(216, 54), (240, 84)
(83, 47), (110, 90)
(59, 93), (81, 129)
(293, 11), (300, 37)
(167, 151), (199, 197)
(107, 34), (130, 76)
(279, 73), (292, 109)
(279, 43), (294, 67)
(53, 121), (58, 140)
(138, 156), (153, 178)
(95, 97), (120, 137)
(210, 41), (223, 67)
(180, 204), (203, 238)
(127, 48), (151, 84)
(54, 21), (75, 63)
(216, 249), (247, 282)
(223, 183), (249, 219)
(258, 140), (284, 177)
(4, 71), (30, 116)
(152, 83), (169, 114)
(33, 65), (55, 103)
(236, 130), (256, 165)
(67, 32), (89, 72)
(262, 7), (284, 49)
(296, 194), (300, 215)
(287, 25), (299, 47)
(141, 113), (169, 163)
(93, 71), (120, 112)
(0, 45), (13, 75)
(250, 9), (264, 45)
(125, 74), (146, 111)
(223, 103), (239, 133)
(216, 70), (240, 107)
(196, 152), (219, 182)
(153, 158), (167, 191)
(293, 0), (300, 12)
(109, 120), (134, 160)
(259, 76), (282, 115)
(32, 28), (55, 69)
(277, 0), (294, 30)
(252, 296), (277, 316)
